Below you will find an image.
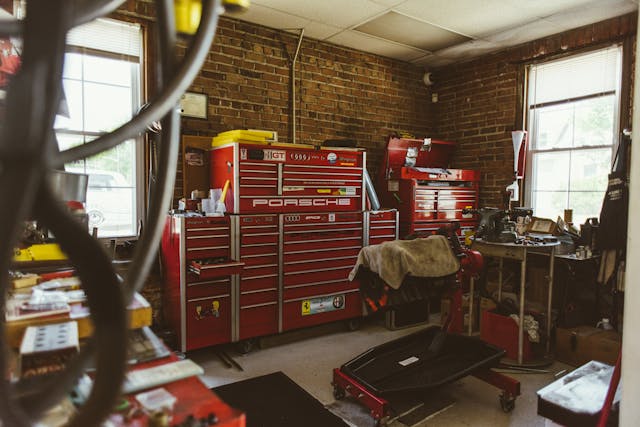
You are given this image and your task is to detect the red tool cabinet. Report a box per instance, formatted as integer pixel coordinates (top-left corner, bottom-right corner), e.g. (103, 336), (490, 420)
(364, 209), (399, 246)
(230, 214), (280, 341)
(281, 212), (364, 331)
(161, 215), (243, 352)
(210, 142), (366, 214)
(377, 136), (480, 241)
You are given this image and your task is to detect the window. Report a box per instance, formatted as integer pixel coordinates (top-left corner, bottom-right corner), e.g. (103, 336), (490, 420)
(55, 19), (143, 238)
(525, 47), (621, 225)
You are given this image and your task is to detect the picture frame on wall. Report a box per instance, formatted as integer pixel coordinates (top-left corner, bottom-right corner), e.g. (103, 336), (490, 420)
(179, 92), (208, 119)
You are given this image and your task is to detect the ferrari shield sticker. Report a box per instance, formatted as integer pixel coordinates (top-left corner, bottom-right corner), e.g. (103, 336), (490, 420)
(301, 294), (345, 316)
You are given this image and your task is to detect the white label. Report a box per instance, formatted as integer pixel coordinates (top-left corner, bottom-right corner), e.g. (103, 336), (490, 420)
(398, 356), (419, 367)
(240, 148), (247, 160)
(342, 187), (356, 196)
(283, 186), (304, 192)
(264, 149), (286, 162)
(388, 180), (399, 191)
(328, 213), (335, 222)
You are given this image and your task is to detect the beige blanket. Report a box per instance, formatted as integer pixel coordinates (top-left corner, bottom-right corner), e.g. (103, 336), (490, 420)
(348, 235), (460, 289)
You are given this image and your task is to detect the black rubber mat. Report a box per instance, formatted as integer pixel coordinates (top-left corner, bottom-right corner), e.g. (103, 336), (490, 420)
(213, 372), (349, 427)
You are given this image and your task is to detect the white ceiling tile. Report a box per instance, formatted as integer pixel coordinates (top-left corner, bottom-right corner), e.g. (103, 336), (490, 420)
(327, 30), (427, 61)
(434, 39), (501, 60)
(298, 21), (344, 41)
(394, 0), (541, 37)
(503, 0), (609, 19)
(484, 18), (562, 47)
(370, 0), (408, 6)
(235, 3), (311, 31)
(354, 11), (470, 51)
(543, 0), (637, 30)
(250, 0), (388, 28)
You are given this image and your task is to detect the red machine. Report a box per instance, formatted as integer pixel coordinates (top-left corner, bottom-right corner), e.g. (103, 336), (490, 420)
(161, 215), (243, 352)
(377, 136), (480, 240)
(210, 142), (366, 213)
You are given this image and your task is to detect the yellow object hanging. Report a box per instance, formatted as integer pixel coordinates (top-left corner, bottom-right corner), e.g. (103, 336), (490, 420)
(174, 0), (202, 35)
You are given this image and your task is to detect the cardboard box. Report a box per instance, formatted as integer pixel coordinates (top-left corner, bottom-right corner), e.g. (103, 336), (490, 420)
(555, 326), (621, 366)
(479, 297), (497, 331)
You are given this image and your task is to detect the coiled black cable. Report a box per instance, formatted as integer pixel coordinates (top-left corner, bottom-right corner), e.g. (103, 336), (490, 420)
(0, 0), (222, 425)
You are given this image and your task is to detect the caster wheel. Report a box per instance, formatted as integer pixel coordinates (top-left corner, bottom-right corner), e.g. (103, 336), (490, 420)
(333, 385), (346, 400)
(499, 393), (516, 413)
(346, 318), (362, 331)
(374, 416), (389, 427)
(236, 339), (254, 354)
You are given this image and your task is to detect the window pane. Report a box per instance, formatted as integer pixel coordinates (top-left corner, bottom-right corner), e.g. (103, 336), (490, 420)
(529, 48), (620, 104)
(83, 81), (132, 132)
(63, 52), (82, 80)
(55, 80), (83, 131)
(56, 133), (84, 151)
(532, 151), (570, 191)
(532, 104), (573, 150)
(569, 148), (611, 192)
(532, 191), (568, 220)
(86, 186), (136, 237)
(84, 140), (136, 186)
(569, 192), (605, 226)
(574, 96), (615, 148)
(83, 55), (132, 86)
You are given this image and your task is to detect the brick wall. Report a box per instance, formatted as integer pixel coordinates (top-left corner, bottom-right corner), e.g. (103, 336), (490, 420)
(177, 17), (432, 201)
(433, 13), (637, 208)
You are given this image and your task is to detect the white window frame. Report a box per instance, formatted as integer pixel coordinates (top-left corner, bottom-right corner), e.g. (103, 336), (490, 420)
(524, 45), (622, 223)
(56, 19), (144, 240)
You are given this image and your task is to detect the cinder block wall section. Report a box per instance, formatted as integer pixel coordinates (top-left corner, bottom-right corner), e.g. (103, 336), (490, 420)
(433, 13), (637, 208)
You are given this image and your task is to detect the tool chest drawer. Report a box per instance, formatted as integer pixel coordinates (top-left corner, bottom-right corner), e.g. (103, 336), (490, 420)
(240, 289), (278, 307)
(186, 293), (231, 351)
(365, 209), (399, 246)
(188, 260), (244, 279)
(186, 277), (231, 300)
(282, 289), (362, 331)
(239, 302), (278, 340)
(210, 142), (366, 213)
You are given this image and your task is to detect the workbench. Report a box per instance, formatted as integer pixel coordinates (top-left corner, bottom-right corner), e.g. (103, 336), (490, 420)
(470, 238), (559, 365)
(5, 292), (152, 348)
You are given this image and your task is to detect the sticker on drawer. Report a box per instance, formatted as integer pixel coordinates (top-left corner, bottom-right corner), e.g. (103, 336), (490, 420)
(339, 187), (356, 196)
(301, 294), (345, 316)
(283, 186), (304, 192)
(264, 149), (286, 162)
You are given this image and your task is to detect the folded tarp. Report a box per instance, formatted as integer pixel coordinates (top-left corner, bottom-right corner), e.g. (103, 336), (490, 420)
(348, 235), (459, 289)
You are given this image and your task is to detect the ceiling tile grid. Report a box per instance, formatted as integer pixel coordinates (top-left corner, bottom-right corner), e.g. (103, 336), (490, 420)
(235, 0), (638, 67)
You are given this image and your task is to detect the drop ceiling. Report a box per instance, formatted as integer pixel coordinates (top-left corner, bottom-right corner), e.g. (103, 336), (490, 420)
(235, 0), (638, 68)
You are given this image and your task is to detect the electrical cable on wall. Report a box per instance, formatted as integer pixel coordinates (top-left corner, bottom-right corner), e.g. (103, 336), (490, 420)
(0, 0), (223, 424)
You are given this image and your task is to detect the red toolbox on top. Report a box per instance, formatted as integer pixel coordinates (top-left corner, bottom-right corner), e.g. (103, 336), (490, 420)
(377, 136), (480, 240)
(210, 142), (366, 213)
(281, 212), (364, 331)
(161, 215), (242, 352)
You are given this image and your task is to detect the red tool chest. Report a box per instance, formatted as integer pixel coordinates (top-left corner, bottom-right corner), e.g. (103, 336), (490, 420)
(230, 214), (280, 341)
(364, 209), (399, 246)
(161, 215), (243, 352)
(281, 212), (364, 331)
(210, 142), (366, 214)
(377, 136), (480, 240)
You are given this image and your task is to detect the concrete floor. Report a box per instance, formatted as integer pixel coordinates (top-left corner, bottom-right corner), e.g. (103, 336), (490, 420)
(190, 316), (569, 427)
